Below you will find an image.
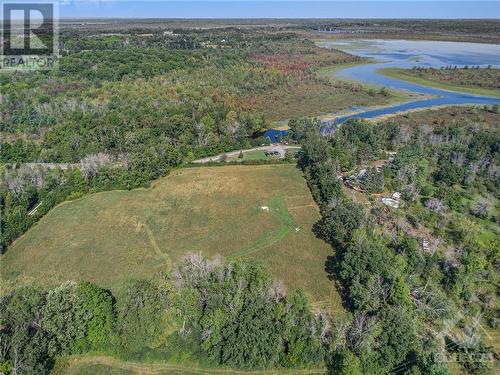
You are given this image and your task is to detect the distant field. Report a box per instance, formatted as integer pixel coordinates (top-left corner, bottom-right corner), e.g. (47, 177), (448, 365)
(2, 165), (340, 309)
(379, 67), (500, 98)
(385, 105), (500, 128)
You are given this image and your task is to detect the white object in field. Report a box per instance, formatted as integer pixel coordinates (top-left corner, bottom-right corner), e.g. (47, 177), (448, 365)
(421, 239), (430, 252)
(260, 206), (270, 211)
(392, 192), (401, 200)
(382, 197), (399, 209)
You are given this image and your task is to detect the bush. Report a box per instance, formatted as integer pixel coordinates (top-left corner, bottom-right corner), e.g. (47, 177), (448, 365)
(469, 199), (490, 219)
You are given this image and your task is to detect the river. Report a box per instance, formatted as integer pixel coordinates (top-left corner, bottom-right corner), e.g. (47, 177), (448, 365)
(317, 39), (500, 122)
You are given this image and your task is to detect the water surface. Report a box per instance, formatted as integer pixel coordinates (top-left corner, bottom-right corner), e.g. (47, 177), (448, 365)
(317, 39), (500, 122)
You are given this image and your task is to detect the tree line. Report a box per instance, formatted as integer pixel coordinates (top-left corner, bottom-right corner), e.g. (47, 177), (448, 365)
(1, 255), (327, 374)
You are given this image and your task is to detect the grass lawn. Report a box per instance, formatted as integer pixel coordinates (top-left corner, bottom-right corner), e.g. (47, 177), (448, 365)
(379, 67), (500, 98)
(226, 150), (270, 161)
(2, 165), (341, 310)
(239, 150), (270, 161)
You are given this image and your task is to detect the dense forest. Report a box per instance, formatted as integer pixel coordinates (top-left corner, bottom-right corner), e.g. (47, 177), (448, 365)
(289, 111), (499, 374)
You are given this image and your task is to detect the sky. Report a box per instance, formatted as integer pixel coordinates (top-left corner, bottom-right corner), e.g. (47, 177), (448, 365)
(23, 1), (500, 19)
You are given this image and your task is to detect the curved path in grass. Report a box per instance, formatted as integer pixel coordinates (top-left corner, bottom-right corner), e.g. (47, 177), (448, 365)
(317, 39), (500, 123)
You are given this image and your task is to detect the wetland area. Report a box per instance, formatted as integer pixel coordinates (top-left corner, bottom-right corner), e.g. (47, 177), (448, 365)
(316, 39), (500, 122)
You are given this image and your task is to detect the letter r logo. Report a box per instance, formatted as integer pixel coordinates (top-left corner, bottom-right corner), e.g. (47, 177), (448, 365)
(2, 2), (55, 55)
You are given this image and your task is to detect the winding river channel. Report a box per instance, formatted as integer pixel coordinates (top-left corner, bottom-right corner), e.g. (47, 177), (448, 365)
(317, 39), (500, 123)
(263, 39), (500, 141)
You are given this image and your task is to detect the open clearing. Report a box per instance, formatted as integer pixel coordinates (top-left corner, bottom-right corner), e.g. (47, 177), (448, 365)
(53, 355), (324, 375)
(2, 165), (339, 308)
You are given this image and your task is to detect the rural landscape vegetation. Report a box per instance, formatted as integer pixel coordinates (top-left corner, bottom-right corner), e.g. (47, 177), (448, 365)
(1, 11), (499, 375)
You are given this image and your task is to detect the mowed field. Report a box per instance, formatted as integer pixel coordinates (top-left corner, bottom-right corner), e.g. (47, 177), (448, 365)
(54, 355), (324, 375)
(2, 165), (340, 309)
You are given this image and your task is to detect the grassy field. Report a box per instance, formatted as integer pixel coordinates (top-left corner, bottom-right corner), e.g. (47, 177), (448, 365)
(379, 67), (500, 98)
(2, 165), (341, 310)
(246, 72), (407, 121)
(245, 47), (407, 121)
(53, 355), (324, 375)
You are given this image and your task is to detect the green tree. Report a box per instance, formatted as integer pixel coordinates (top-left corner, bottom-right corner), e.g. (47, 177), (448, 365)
(0, 286), (52, 374)
(41, 281), (113, 355)
(114, 277), (172, 356)
(328, 350), (361, 375)
(173, 255), (324, 369)
(362, 167), (384, 193)
(77, 281), (114, 350)
(314, 198), (363, 247)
